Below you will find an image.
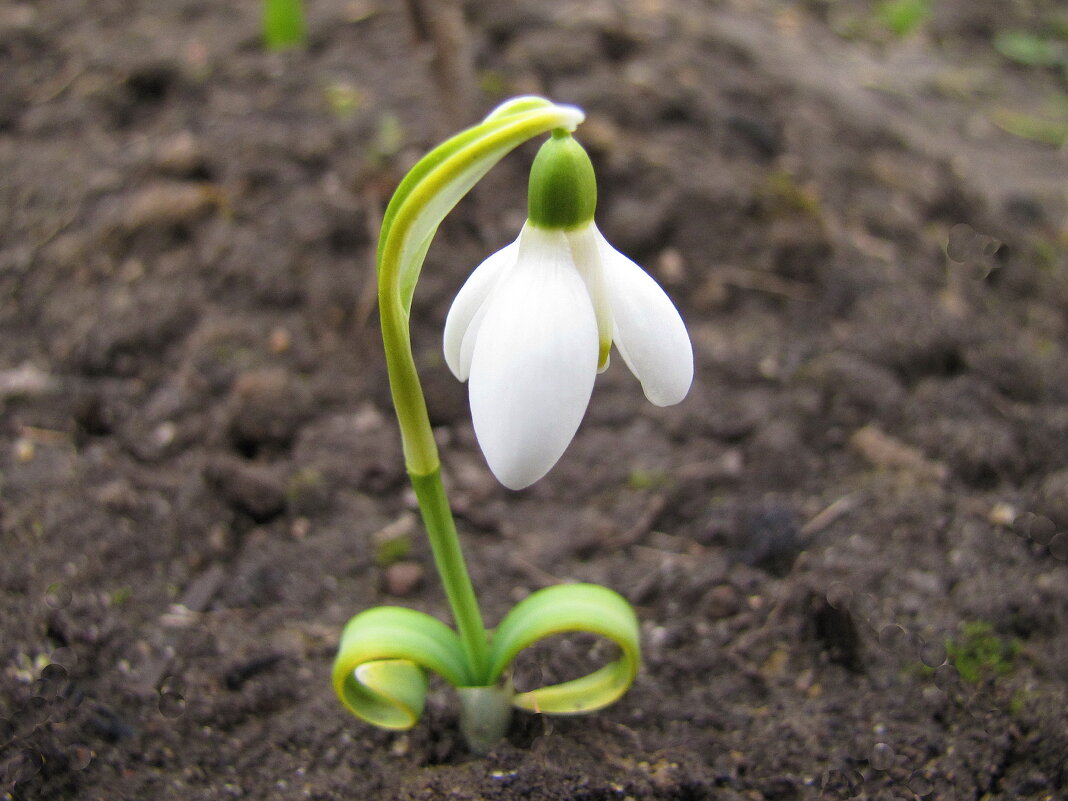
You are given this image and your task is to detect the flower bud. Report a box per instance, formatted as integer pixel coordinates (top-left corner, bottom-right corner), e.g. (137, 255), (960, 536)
(526, 130), (597, 230)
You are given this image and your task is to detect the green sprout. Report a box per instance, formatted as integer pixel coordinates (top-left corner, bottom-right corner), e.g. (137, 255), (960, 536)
(876, 0), (931, 38)
(945, 621), (1019, 684)
(332, 97), (693, 750)
(262, 0), (306, 51)
(994, 30), (1068, 72)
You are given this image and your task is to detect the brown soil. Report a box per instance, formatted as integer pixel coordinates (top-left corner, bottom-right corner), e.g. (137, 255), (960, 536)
(2, 0), (1067, 799)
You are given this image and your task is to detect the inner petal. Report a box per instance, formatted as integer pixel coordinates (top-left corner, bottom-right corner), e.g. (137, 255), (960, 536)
(565, 224), (614, 370)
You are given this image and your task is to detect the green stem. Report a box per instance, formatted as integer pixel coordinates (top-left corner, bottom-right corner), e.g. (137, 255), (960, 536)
(379, 282), (439, 474)
(457, 684), (513, 753)
(409, 468), (489, 683)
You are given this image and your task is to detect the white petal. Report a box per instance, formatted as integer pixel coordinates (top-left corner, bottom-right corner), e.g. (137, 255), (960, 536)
(443, 240), (518, 380)
(469, 225), (599, 489)
(565, 223), (614, 370)
(596, 227), (693, 406)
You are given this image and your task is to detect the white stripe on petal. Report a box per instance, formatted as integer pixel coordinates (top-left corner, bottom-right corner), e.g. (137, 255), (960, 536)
(596, 227), (693, 407)
(443, 239), (518, 380)
(469, 225), (599, 489)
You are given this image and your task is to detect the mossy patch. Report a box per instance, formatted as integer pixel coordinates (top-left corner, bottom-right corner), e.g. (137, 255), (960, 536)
(945, 621), (1020, 683)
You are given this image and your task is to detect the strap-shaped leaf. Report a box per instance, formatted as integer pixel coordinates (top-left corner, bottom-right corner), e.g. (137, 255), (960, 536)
(377, 96), (585, 316)
(332, 606), (473, 730)
(377, 95), (555, 258)
(486, 583), (641, 715)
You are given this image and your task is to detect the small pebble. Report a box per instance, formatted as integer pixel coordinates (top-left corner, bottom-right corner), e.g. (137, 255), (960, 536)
(14, 438), (34, 462)
(987, 502), (1017, 527)
(68, 744), (93, 770)
(268, 327), (291, 354)
(384, 562), (424, 596)
(657, 247), (686, 284)
(908, 772), (933, 796)
(705, 584), (740, 618)
(227, 369), (314, 451)
(154, 131), (206, 177)
(0, 364), (55, 399)
(920, 640), (947, 668)
(45, 582), (72, 609)
(825, 582), (852, 610)
(0, 4), (36, 28)
(114, 182), (215, 233)
(290, 517), (311, 540)
(204, 457), (287, 521)
(371, 513), (417, 566)
(850, 425), (947, 482)
(878, 623), (908, 652)
(870, 742), (894, 771)
(157, 690), (186, 719)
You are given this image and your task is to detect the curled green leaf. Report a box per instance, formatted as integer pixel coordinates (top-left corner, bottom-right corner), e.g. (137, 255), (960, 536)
(332, 606), (472, 729)
(487, 583), (641, 715)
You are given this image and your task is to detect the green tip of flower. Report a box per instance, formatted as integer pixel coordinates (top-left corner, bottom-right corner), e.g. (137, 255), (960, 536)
(527, 131), (597, 231)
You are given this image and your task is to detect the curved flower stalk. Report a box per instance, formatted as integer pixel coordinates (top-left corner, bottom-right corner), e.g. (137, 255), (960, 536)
(333, 97), (660, 751)
(443, 133), (693, 488)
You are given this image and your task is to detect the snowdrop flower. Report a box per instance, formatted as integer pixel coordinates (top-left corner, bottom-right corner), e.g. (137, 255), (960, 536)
(444, 131), (693, 490)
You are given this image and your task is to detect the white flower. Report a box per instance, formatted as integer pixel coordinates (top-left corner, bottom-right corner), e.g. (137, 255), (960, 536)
(444, 221), (693, 490)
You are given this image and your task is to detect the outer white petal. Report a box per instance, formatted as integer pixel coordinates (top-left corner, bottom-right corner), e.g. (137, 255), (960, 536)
(469, 224), (599, 490)
(443, 239), (518, 380)
(595, 226), (693, 406)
